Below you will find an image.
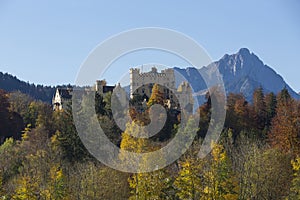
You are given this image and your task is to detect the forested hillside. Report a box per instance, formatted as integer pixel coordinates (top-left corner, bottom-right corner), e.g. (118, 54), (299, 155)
(0, 72), (56, 103)
(0, 85), (299, 199)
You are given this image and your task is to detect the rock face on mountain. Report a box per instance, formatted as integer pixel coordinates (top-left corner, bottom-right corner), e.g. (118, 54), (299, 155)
(175, 48), (299, 102)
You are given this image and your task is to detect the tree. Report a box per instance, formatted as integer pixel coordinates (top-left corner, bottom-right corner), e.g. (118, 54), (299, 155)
(0, 138), (22, 187)
(277, 87), (291, 105)
(197, 92), (211, 138)
(64, 162), (130, 199)
(54, 106), (90, 163)
(8, 91), (33, 118)
(244, 148), (292, 199)
(288, 157), (300, 199)
(202, 142), (239, 200)
(174, 154), (204, 199)
(268, 89), (300, 155)
(128, 169), (171, 200)
(13, 175), (41, 200)
(95, 92), (106, 116)
(265, 92), (277, 128)
(119, 122), (170, 199)
(252, 87), (267, 131)
(227, 132), (261, 199)
(23, 102), (39, 128)
(13, 126), (51, 199)
(0, 170), (5, 198)
(225, 93), (252, 135)
(103, 91), (113, 117)
(0, 89), (11, 142)
(147, 84), (165, 107)
(47, 166), (67, 200)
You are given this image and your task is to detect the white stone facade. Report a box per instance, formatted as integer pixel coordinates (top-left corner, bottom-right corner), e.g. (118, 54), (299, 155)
(52, 88), (72, 111)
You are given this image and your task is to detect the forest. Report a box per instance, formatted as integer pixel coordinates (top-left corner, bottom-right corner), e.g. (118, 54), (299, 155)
(0, 84), (300, 199)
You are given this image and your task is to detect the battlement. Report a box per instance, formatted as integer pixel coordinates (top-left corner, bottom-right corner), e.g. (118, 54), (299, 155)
(130, 67), (174, 80)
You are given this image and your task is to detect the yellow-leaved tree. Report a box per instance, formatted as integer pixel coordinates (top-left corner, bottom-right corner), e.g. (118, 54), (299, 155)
(119, 122), (170, 199)
(288, 157), (300, 199)
(147, 84), (165, 107)
(174, 117), (203, 200)
(174, 156), (204, 200)
(202, 142), (239, 200)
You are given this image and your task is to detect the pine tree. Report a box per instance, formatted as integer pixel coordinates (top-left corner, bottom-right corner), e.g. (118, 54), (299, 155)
(252, 87), (267, 131)
(54, 106), (90, 163)
(265, 92), (277, 128)
(0, 89), (11, 141)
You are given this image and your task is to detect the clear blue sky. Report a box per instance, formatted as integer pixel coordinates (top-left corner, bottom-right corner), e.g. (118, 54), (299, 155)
(0, 0), (300, 91)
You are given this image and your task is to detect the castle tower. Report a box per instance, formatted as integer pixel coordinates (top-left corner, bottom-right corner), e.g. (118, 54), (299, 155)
(130, 68), (140, 98)
(95, 80), (107, 94)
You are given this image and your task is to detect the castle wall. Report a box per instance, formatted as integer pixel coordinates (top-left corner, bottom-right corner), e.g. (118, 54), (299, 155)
(130, 67), (194, 112)
(130, 67), (176, 99)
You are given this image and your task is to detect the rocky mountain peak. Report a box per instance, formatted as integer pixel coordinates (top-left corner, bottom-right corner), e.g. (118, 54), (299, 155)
(175, 48), (300, 102)
(238, 47), (251, 56)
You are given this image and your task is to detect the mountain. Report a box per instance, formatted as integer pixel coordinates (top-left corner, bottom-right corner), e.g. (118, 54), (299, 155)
(0, 72), (56, 103)
(174, 48), (300, 102)
(1, 48), (298, 104)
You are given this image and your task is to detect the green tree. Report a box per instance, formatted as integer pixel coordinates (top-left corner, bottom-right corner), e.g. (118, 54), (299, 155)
(54, 106), (90, 163)
(252, 87), (267, 131)
(265, 92), (277, 128)
(0, 89), (11, 142)
(8, 91), (33, 118)
(0, 137), (22, 187)
(95, 92), (107, 116)
(197, 92), (211, 138)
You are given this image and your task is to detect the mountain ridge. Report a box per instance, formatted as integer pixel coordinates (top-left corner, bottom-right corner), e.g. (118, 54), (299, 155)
(175, 48), (299, 101)
(1, 48), (298, 103)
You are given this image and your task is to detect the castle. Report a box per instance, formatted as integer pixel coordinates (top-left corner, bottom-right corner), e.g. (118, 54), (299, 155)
(53, 67), (193, 111)
(130, 67), (193, 110)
